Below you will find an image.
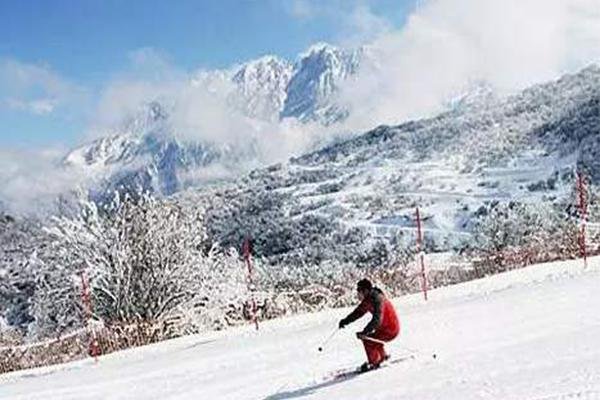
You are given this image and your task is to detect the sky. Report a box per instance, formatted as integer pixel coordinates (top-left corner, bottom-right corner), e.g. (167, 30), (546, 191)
(1, 0), (600, 214)
(0, 0), (418, 149)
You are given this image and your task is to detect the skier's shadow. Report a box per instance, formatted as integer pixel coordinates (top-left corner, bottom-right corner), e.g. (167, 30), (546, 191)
(263, 356), (413, 400)
(263, 371), (361, 400)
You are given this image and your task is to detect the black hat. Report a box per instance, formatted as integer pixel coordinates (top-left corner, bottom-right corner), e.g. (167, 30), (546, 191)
(357, 278), (372, 292)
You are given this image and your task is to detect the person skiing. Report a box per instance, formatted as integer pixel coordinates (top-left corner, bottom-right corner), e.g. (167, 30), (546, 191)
(338, 278), (400, 372)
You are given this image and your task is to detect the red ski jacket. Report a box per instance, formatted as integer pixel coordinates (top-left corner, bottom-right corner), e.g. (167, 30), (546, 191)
(341, 287), (400, 336)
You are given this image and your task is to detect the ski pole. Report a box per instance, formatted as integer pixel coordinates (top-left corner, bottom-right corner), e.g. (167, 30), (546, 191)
(363, 337), (427, 355)
(360, 335), (419, 351)
(361, 337), (436, 359)
(317, 327), (339, 352)
(359, 335), (386, 345)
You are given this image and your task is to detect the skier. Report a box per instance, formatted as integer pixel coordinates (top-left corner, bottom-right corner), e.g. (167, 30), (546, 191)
(338, 278), (400, 372)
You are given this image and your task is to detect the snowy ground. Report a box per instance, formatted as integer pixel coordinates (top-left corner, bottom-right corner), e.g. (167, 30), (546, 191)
(2, 257), (600, 400)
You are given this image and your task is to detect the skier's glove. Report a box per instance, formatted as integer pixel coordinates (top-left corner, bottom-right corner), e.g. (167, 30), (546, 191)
(338, 319), (347, 329)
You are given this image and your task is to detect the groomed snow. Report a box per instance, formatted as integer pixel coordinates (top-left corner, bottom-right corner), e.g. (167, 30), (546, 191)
(2, 257), (600, 399)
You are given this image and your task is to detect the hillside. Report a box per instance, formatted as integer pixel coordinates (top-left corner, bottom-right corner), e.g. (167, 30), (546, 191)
(193, 65), (600, 263)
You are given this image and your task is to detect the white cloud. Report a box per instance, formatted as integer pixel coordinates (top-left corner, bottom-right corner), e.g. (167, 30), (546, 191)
(0, 147), (88, 215)
(283, 0), (393, 46)
(126, 47), (184, 82)
(87, 48), (185, 132)
(89, 47), (331, 165)
(92, 80), (178, 130)
(0, 58), (88, 116)
(337, 0), (600, 130)
(339, 3), (393, 46)
(564, 0), (600, 70)
(5, 97), (57, 115)
(289, 0), (315, 20)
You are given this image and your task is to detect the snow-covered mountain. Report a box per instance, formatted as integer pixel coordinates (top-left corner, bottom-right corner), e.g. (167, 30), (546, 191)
(193, 65), (600, 264)
(64, 43), (363, 197)
(62, 53), (600, 263)
(230, 55), (293, 121)
(64, 102), (259, 197)
(281, 43), (362, 124)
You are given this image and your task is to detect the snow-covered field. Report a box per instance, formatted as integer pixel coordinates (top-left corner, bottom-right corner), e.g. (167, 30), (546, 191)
(2, 257), (600, 400)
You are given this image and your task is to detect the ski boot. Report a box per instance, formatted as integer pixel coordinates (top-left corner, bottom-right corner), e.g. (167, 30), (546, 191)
(359, 362), (381, 373)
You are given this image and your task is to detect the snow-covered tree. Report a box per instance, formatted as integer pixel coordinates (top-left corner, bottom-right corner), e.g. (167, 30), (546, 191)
(30, 193), (248, 339)
(0, 213), (44, 334)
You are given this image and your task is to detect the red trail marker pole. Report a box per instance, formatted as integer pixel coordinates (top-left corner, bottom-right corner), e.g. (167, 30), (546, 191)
(80, 271), (101, 360)
(242, 237), (259, 330)
(577, 171), (588, 268)
(416, 207), (428, 301)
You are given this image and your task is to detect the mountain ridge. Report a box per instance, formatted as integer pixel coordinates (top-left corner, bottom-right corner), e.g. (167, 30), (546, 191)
(63, 43), (363, 197)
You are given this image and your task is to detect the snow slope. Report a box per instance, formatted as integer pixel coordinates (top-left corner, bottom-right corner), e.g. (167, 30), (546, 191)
(2, 257), (600, 400)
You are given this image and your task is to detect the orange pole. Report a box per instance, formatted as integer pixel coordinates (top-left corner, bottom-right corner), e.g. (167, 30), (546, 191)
(80, 271), (101, 360)
(577, 172), (588, 268)
(416, 208), (428, 301)
(243, 238), (259, 330)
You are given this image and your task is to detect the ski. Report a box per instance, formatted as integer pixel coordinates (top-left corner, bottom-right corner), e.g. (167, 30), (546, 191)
(327, 354), (415, 381)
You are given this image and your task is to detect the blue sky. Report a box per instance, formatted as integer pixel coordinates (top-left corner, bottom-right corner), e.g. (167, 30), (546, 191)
(0, 0), (418, 149)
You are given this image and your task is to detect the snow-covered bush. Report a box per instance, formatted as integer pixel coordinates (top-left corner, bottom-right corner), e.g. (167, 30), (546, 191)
(252, 235), (416, 318)
(0, 316), (22, 347)
(30, 193), (248, 339)
(0, 213), (44, 334)
(469, 201), (578, 275)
